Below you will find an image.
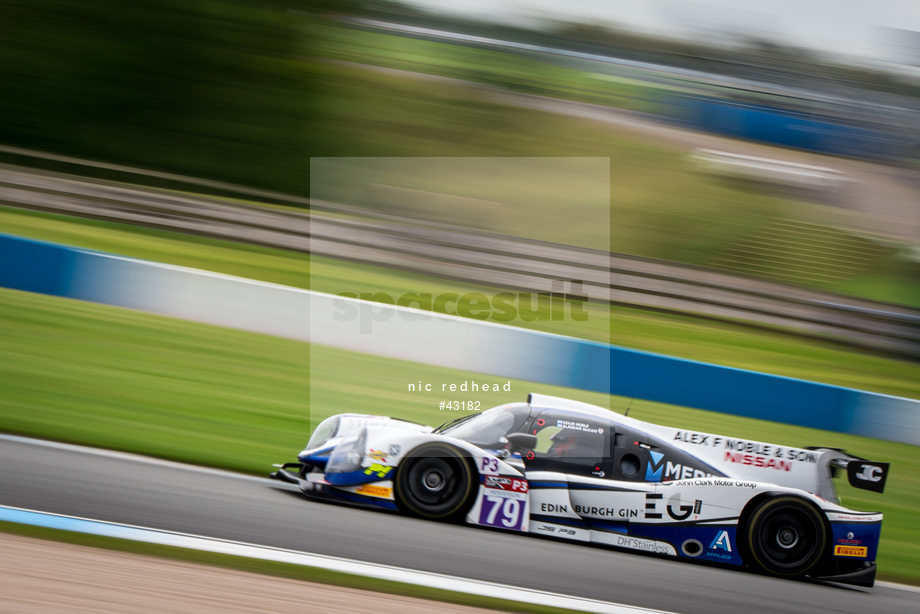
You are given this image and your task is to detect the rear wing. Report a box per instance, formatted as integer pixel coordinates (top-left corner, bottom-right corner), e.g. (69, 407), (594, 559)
(813, 448), (890, 494)
(805, 448), (889, 503)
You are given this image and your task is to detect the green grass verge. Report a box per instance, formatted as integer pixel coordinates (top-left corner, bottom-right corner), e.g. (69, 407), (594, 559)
(0, 287), (917, 583)
(4, 204), (920, 400)
(0, 521), (586, 614)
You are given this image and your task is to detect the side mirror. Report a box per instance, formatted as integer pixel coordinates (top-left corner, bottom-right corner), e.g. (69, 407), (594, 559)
(506, 433), (538, 451)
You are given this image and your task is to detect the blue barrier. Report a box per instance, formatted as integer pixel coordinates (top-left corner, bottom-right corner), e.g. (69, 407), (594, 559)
(1, 232), (918, 445)
(660, 95), (902, 160)
(0, 233), (78, 297)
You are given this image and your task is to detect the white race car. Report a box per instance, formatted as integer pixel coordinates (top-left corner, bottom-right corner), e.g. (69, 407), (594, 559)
(272, 394), (888, 586)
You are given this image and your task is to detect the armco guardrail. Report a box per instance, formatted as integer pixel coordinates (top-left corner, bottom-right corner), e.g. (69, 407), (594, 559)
(1, 161), (919, 357)
(1, 233), (918, 446)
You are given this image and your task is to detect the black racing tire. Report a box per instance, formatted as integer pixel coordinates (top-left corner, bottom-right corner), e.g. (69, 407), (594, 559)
(744, 496), (827, 578)
(394, 444), (474, 521)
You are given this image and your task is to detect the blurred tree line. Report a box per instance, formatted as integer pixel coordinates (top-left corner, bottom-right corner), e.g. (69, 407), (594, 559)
(0, 0), (319, 194)
(353, 1), (920, 106)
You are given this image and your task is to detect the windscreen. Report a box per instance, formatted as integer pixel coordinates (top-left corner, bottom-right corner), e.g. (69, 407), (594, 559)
(438, 403), (531, 448)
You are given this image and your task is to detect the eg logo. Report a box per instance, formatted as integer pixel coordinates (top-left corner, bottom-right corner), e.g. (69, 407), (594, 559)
(710, 530), (732, 552)
(854, 465), (882, 482)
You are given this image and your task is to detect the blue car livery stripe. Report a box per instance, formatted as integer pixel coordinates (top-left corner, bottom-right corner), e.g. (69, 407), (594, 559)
(528, 481), (568, 489)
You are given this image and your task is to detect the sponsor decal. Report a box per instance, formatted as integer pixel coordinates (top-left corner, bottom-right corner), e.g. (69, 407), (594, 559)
(368, 449), (388, 461)
(666, 498), (703, 521)
(485, 476), (528, 493)
(644, 493), (662, 519)
(846, 461), (889, 493)
(574, 504), (639, 518)
(483, 488), (526, 500)
(723, 440), (817, 463)
(673, 432), (711, 446)
(356, 484), (392, 498)
(646, 452), (713, 482)
(710, 530), (732, 551)
(539, 503), (567, 513)
(389, 444), (401, 456)
(723, 452), (792, 472)
(665, 462), (712, 481)
(363, 463), (393, 478)
(646, 451), (665, 482)
(615, 536), (672, 555)
(705, 530), (733, 560)
(855, 465), (883, 482)
(674, 479), (757, 489)
(834, 545), (868, 558)
(338, 417), (394, 436)
(833, 515), (877, 522)
(537, 525), (576, 536)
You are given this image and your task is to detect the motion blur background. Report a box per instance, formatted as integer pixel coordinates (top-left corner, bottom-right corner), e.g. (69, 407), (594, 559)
(2, 0), (920, 588)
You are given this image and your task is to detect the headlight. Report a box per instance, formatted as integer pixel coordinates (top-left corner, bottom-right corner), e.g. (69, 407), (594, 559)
(325, 429), (366, 474)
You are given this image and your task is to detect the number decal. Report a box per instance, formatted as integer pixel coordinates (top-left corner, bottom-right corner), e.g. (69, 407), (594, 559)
(478, 489), (526, 531)
(501, 499), (521, 528)
(485, 493), (503, 524)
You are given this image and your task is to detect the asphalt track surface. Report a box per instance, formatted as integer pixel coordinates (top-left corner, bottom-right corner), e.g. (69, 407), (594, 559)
(0, 437), (915, 614)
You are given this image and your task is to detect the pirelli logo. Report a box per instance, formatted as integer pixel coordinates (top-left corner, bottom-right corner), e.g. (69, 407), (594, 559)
(834, 545), (868, 558)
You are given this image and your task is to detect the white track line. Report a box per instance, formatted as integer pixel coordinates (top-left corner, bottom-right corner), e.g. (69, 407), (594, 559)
(0, 504), (673, 614)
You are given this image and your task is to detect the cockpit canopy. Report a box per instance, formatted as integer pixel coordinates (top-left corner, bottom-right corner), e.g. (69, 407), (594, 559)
(435, 403), (531, 448)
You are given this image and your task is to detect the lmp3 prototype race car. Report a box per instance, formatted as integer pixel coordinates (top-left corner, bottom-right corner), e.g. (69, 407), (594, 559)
(272, 394), (889, 586)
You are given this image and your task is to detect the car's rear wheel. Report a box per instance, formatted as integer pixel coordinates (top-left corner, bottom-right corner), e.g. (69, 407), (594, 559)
(394, 444), (474, 521)
(744, 496), (827, 578)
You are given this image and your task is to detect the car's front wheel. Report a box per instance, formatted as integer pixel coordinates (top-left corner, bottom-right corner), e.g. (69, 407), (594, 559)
(394, 444), (474, 521)
(744, 496), (827, 578)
